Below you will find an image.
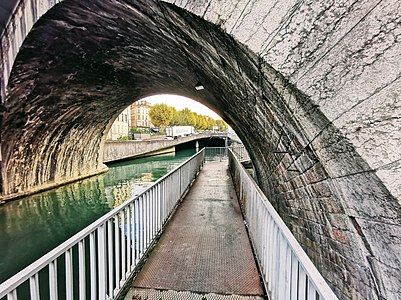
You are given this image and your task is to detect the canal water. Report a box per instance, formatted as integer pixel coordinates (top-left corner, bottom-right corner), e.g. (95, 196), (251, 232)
(0, 149), (196, 284)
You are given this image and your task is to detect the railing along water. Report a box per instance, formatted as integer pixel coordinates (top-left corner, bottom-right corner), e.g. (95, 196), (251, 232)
(228, 150), (338, 300)
(204, 147), (228, 161)
(230, 144), (250, 161)
(0, 149), (205, 300)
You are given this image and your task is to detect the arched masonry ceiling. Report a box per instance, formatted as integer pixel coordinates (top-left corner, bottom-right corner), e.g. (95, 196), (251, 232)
(166, 0), (401, 207)
(1, 0), (401, 204)
(1, 0), (401, 299)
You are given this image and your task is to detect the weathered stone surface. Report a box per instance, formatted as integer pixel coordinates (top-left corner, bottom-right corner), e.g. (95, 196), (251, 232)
(376, 164), (401, 203)
(333, 172), (401, 223)
(262, 0), (383, 79)
(1, 0), (401, 299)
(334, 82), (401, 202)
(297, 0), (401, 121)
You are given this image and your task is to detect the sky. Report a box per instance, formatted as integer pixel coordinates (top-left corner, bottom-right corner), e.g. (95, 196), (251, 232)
(143, 94), (222, 120)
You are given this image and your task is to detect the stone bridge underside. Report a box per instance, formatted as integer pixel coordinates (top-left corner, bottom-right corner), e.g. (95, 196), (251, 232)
(1, 0), (401, 299)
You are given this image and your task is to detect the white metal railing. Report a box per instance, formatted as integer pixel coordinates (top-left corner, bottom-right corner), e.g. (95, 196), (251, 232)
(204, 147), (228, 161)
(230, 144), (250, 161)
(0, 149), (205, 300)
(228, 150), (338, 300)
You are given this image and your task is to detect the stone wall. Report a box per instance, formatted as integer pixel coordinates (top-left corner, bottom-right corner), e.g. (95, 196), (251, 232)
(164, 0), (401, 207)
(0, 0), (400, 299)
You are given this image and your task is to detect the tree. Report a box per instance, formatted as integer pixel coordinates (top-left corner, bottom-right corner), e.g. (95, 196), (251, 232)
(149, 104), (174, 128)
(206, 117), (215, 130)
(170, 108), (179, 126)
(196, 115), (208, 131)
(215, 119), (228, 131)
(176, 108), (197, 127)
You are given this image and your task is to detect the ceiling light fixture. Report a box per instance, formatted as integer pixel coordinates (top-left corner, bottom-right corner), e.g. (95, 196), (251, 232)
(195, 81), (204, 91)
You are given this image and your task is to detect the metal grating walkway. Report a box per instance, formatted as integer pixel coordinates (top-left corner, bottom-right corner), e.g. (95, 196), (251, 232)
(125, 161), (265, 300)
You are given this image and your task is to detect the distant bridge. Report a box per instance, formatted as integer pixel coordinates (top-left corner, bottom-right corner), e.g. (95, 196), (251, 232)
(103, 133), (229, 163)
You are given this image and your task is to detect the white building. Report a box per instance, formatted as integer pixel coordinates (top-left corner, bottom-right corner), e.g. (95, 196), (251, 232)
(107, 106), (131, 140)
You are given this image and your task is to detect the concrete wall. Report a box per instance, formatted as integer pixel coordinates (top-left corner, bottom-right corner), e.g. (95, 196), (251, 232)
(0, 1), (400, 299)
(103, 133), (212, 162)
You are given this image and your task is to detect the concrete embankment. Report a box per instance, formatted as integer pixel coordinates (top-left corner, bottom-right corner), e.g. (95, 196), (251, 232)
(103, 133), (212, 163)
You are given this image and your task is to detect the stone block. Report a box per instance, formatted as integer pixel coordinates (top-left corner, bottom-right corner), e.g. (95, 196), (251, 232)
(262, 0), (381, 80)
(369, 257), (401, 300)
(376, 164), (401, 205)
(334, 83), (401, 203)
(316, 196), (345, 214)
(334, 80), (401, 168)
(311, 125), (371, 178)
(355, 218), (401, 270)
(297, 0), (401, 122)
(230, 0), (300, 54)
(203, 0), (252, 33)
(301, 162), (328, 184)
(333, 172), (401, 223)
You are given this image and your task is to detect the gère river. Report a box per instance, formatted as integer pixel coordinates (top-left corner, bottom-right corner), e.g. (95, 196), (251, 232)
(0, 149), (196, 284)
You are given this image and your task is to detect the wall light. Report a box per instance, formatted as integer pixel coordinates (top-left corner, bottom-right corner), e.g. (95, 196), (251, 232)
(195, 81), (204, 91)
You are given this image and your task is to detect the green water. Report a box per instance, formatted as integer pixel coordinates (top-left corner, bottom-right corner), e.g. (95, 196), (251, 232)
(0, 149), (196, 283)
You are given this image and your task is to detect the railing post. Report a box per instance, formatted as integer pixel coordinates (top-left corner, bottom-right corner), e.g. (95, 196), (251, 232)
(29, 274), (40, 300)
(78, 240), (86, 299)
(49, 260), (58, 300)
(97, 224), (107, 300)
(126, 206), (131, 277)
(113, 215), (120, 296)
(107, 221), (113, 297)
(6, 290), (17, 300)
(66, 249), (73, 300)
(179, 167), (182, 196)
(89, 232), (97, 300)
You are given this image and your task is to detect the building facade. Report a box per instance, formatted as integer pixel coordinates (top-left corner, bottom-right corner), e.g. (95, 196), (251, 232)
(131, 100), (152, 128)
(107, 106), (131, 140)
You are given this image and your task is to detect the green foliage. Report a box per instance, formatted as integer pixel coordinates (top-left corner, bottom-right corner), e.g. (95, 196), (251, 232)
(131, 127), (150, 133)
(117, 135), (129, 141)
(196, 115), (208, 130)
(174, 108), (197, 127)
(206, 117), (215, 130)
(148, 102), (229, 131)
(149, 104), (175, 128)
(215, 119), (228, 131)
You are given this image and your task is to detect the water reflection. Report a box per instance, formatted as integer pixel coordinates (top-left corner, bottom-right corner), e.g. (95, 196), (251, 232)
(0, 149), (195, 283)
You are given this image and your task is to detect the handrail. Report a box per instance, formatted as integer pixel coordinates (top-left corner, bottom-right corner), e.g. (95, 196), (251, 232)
(0, 149), (205, 299)
(230, 144), (250, 161)
(204, 147), (228, 161)
(228, 149), (338, 300)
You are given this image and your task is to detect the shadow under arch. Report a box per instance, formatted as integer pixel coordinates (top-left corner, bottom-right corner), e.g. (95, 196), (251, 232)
(1, 0), (401, 299)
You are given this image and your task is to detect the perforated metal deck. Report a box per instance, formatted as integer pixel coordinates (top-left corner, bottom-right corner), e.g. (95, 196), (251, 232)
(125, 288), (264, 300)
(125, 162), (265, 299)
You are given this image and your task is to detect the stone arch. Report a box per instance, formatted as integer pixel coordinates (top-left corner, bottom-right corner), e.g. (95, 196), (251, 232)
(1, 0), (401, 299)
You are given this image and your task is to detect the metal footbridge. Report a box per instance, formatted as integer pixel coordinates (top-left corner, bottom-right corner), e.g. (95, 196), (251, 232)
(0, 148), (338, 300)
